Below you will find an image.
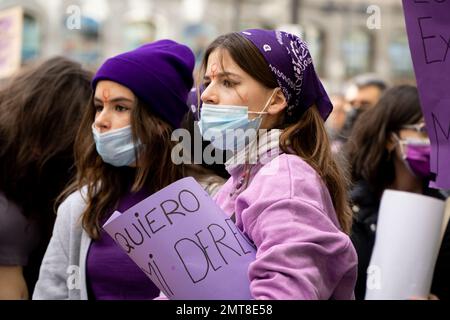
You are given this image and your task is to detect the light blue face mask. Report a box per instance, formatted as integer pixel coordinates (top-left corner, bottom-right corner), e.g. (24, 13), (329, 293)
(197, 90), (277, 152)
(92, 124), (141, 167)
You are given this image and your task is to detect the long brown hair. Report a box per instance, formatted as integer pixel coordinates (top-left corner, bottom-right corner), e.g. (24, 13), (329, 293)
(345, 85), (423, 199)
(0, 57), (92, 236)
(198, 33), (352, 234)
(62, 96), (185, 239)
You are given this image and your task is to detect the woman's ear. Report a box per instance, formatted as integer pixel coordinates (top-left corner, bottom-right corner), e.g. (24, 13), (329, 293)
(386, 132), (397, 152)
(267, 88), (287, 115)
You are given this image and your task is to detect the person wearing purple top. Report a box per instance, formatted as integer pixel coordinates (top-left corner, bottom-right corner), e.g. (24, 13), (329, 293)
(196, 29), (358, 299)
(33, 40), (223, 300)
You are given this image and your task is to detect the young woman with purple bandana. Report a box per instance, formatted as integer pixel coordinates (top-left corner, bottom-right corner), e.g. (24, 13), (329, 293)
(197, 29), (358, 299)
(33, 40), (222, 299)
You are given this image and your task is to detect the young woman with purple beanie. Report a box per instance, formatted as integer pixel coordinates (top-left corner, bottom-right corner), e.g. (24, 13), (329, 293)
(33, 40), (213, 299)
(197, 29), (358, 299)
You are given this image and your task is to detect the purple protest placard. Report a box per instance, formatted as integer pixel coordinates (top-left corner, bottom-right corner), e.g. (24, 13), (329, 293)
(402, 0), (450, 189)
(103, 177), (256, 300)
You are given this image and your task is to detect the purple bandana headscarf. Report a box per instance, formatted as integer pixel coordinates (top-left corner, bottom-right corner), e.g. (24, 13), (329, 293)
(239, 29), (333, 121)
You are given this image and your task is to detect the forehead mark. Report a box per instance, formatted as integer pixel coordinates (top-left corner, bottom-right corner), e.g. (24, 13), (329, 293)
(211, 63), (218, 80)
(102, 88), (110, 102)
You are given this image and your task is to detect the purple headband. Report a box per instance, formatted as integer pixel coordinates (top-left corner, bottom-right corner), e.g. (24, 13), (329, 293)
(239, 29), (333, 121)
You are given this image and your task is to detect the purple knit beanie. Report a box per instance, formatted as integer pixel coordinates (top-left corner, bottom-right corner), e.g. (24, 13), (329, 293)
(92, 40), (195, 128)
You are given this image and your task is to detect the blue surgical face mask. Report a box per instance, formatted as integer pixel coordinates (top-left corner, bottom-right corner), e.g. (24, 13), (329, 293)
(92, 124), (141, 167)
(198, 90), (277, 151)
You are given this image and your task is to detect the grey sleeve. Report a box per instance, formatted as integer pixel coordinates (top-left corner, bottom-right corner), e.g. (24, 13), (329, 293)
(0, 193), (40, 266)
(32, 199), (72, 300)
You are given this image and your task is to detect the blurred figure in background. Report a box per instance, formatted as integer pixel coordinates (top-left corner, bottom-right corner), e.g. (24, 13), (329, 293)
(327, 93), (347, 139)
(345, 85), (449, 300)
(0, 57), (92, 299)
(326, 92), (349, 153)
(337, 74), (387, 145)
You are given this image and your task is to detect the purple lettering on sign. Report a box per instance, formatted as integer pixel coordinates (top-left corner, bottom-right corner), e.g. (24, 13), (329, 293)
(403, 0), (450, 189)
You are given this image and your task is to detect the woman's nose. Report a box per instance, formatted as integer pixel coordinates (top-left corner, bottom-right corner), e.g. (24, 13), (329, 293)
(94, 109), (111, 133)
(201, 84), (219, 105)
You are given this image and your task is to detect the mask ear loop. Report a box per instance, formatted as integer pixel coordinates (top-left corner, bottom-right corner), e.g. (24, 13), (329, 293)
(239, 89), (280, 195)
(392, 132), (410, 162)
(243, 89), (278, 163)
(248, 88), (278, 116)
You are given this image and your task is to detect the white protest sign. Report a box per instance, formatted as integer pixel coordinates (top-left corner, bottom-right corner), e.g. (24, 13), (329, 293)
(365, 190), (446, 300)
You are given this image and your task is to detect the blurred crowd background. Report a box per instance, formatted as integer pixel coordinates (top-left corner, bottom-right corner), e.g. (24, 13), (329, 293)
(0, 0), (413, 90)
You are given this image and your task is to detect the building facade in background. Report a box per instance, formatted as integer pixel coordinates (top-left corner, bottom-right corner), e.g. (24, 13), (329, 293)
(0, 0), (415, 91)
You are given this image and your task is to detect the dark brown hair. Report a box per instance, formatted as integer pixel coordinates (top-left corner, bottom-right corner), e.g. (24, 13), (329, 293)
(62, 94), (185, 239)
(0, 57), (92, 236)
(198, 33), (352, 234)
(345, 85), (423, 198)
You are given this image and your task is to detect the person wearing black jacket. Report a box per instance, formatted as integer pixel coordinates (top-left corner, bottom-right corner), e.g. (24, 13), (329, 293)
(345, 85), (449, 300)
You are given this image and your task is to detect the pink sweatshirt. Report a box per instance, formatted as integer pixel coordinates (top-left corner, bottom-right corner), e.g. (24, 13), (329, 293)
(214, 152), (358, 300)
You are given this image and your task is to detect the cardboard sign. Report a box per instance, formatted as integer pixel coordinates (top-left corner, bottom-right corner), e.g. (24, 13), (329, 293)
(103, 177), (256, 300)
(402, 0), (450, 189)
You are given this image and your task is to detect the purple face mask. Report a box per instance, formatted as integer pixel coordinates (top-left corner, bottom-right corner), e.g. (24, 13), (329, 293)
(400, 138), (432, 179)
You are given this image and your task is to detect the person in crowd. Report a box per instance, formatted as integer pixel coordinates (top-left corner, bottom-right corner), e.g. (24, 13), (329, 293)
(326, 93), (347, 140)
(326, 92), (349, 153)
(196, 29), (358, 299)
(0, 57), (92, 299)
(33, 40), (223, 300)
(337, 74), (387, 144)
(346, 85), (449, 300)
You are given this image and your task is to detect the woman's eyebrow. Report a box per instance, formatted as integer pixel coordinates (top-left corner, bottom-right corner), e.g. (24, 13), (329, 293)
(94, 97), (134, 104)
(203, 71), (241, 81)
